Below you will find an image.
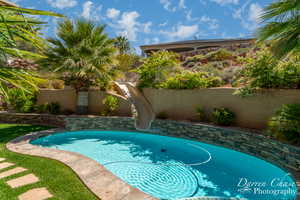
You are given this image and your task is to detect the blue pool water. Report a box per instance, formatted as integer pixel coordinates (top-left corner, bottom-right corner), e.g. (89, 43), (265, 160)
(31, 131), (297, 200)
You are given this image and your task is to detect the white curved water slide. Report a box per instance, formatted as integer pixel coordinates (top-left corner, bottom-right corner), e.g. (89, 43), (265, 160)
(113, 82), (155, 131)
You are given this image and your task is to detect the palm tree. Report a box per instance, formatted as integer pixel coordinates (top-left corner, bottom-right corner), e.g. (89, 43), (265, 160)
(114, 36), (131, 54)
(257, 0), (300, 58)
(0, 4), (62, 99)
(40, 19), (116, 114)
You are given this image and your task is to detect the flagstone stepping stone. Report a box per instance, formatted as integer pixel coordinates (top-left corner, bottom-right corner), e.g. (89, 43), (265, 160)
(18, 187), (53, 200)
(6, 174), (39, 188)
(0, 162), (14, 170)
(0, 158), (5, 162)
(0, 167), (27, 179)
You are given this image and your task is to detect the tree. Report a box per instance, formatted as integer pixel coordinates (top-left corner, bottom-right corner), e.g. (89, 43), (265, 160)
(114, 36), (131, 54)
(0, 5), (61, 100)
(40, 18), (116, 114)
(257, 0), (300, 58)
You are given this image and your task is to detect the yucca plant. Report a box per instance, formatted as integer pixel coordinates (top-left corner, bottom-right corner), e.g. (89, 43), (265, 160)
(257, 0), (300, 58)
(0, 5), (62, 100)
(39, 19), (116, 114)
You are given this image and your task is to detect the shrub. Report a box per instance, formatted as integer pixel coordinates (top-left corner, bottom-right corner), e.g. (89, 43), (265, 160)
(136, 51), (180, 88)
(212, 108), (235, 126)
(47, 102), (61, 114)
(156, 111), (169, 119)
(268, 104), (300, 145)
(8, 88), (36, 113)
(205, 49), (233, 61)
(235, 49), (300, 90)
(51, 80), (65, 89)
(102, 95), (119, 116)
(35, 102), (61, 114)
(195, 106), (206, 121)
(161, 71), (223, 89)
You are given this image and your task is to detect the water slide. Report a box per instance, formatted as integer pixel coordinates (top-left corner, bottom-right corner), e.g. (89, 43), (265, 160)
(113, 82), (155, 131)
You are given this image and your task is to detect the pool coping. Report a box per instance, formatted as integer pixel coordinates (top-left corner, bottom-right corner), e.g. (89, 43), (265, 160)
(6, 128), (300, 200)
(6, 128), (158, 200)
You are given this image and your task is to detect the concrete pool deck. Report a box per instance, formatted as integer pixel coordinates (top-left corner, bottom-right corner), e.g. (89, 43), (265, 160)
(6, 129), (157, 200)
(6, 128), (300, 200)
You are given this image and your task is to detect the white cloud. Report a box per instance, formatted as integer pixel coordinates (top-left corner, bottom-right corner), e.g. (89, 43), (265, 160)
(179, 0), (186, 9)
(106, 10), (152, 41)
(210, 0), (239, 5)
(199, 15), (219, 30)
(47, 0), (77, 9)
(160, 0), (176, 12)
(142, 22), (152, 33)
(159, 21), (168, 27)
(233, 2), (262, 31)
(249, 3), (263, 23)
(106, 8), (120, 19)
(80, 2), (102, 21)
(117, 11), (140, 41)
(81, 1), (93, 19)
(161, 24), (199, 39)
(114, 11), (151, 41)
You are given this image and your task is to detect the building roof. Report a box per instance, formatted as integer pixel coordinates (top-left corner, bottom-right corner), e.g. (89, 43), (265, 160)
(0, 0), (17, 7)
(140, 38), (255, 51)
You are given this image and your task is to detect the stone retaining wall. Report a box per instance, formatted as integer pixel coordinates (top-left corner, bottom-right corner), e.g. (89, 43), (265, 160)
(65, 116), (300, 175)
(0, 112), (66, 127)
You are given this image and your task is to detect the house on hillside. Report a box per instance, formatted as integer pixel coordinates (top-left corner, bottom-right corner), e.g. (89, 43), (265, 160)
(140, 38), (255, 60)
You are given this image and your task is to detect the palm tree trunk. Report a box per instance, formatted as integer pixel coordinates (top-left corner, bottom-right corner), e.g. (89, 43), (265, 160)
(76, 91), (89, 114)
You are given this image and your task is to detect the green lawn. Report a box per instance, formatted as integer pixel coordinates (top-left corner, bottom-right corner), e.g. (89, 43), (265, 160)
(0, 124), (98, 200)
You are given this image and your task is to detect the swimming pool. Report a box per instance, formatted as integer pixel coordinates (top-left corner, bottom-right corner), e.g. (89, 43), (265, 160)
(31, 130), (297, 200)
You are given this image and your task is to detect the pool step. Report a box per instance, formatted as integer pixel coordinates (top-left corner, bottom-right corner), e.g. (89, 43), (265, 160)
(18, 187), (53, 200)
(0, 167), (27, 179)
(6, 173), (39, 188)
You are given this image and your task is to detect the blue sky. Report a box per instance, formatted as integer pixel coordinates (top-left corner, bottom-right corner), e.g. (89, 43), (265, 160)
(14, 0), (273, 53)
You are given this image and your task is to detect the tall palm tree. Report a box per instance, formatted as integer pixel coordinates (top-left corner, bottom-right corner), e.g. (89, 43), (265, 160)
(0, 4), (62, 99)
(114, 36), (131, 54)
(40, 19), (116, 114)
(257, 0), (300, 58)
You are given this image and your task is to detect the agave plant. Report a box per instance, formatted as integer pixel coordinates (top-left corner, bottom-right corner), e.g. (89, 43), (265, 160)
(257, 0), (300, 58)
(39, 19), (116, 114)
(0, 5), (62, 99)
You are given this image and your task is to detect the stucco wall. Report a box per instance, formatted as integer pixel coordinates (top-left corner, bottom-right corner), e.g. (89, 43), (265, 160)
(37, 89), (132, 116)
(142, 88), (300, 129)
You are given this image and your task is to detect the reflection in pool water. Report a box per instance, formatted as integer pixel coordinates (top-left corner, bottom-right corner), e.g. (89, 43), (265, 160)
(31, 131), (297, 200)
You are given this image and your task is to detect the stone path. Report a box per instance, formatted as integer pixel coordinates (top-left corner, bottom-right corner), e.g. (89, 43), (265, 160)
(18, 187), (53, 200)
(0, 167), (27, 179)
(0, 157), (53, 200)
(0, 162), (14, 170)
(7, 174), (39, 188)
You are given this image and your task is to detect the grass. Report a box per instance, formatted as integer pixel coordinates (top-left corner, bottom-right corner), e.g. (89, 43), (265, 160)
(0, 124), (98, 200)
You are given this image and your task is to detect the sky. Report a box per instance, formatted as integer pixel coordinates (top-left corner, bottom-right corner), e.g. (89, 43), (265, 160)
(13, 0), (274, 53)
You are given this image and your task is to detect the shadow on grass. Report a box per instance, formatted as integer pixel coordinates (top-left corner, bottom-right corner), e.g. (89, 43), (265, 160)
(0, 124), (51, 144)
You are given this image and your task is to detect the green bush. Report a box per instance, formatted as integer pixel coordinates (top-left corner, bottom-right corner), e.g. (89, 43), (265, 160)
(205, 49), (233, 61)
(212, 108), (235, 126)
(268, 104), (300, 145)
(161, 71), (223, 89)
(101, 95), (119, 116)
(136, 51), (180, 88)
(156, 111), (169, 119)
(195, 106), (206, 121)
(235, 50), (300, 90)
(35, 102), (61, 115)
(8, 88), (36, 113)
